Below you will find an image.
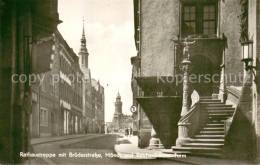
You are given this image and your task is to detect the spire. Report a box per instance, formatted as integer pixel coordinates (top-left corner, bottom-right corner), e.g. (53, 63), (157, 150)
(81, 18), (86, 47)
(79, 18), (89, 69)
(117, 91), (121, 99)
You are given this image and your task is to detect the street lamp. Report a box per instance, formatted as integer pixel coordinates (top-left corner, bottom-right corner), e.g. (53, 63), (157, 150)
(241, 40), (255, 71)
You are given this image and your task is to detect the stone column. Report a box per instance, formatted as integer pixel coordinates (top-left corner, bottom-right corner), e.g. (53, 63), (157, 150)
(181, 59), (192, 117)
(175, 56), (193, 147)
(255, 75), (260, 163)
(176, 122), (191, 147)
(218, 49), (227, 102)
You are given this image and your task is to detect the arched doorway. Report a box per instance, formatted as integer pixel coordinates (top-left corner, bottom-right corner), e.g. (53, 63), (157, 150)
(190, 55), (214, 97)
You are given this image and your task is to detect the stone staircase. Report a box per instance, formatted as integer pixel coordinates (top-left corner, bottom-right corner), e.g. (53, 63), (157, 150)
(172, 97), (235, 158)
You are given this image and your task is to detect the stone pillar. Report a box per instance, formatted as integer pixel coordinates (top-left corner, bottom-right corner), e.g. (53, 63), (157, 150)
(175, 54), (193, 147)
(218, 43), (227, 102)
(149, 127), (163, 149)
(218, 63), (227, 102)
(255, 78), (260, 163)
(176, 122), (191, 147)
(181, 59), (192, 117)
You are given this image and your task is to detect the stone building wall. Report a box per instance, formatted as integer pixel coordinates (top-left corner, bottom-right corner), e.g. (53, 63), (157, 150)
(249, 0), (260, 161)
(140, 0), (180, 77)
(219, 0), (244, 86)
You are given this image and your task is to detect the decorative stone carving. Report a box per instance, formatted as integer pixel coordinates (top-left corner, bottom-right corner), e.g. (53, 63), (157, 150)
(180, 39), (195, 117)
(219, 34), (228, 102)
(182, 38), (195, 60)
(238, 0), (249, 43)
(181, 61), (192, 117)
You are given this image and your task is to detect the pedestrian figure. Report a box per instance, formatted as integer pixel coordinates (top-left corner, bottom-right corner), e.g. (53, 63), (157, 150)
(128, 126), (130, 137)
(125, 127), (128, 136)
(129, 126), (133, 136)
(85, 124), (88, 135)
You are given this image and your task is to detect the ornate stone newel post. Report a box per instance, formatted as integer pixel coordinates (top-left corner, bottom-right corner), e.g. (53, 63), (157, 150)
(175, 39), (195, 147)
(218, 34), (227, 102)
(180, 39), (194, 117)
(181, 59), (192, 116)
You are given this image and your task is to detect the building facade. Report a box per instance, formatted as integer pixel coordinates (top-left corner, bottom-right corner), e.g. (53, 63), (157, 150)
(30, 36), (60, 137)
(0, 1), (105, 163)
(78, 24), (106, 134)
(131, 56), (152, 148)
(0, 0), (60, 163)
(30, 31), (85, 137)
(92, 79), (105, 133)
(110, 92), (133, 132)
(30, 22), (105, 138)
(78, 24), (94, 133)
(132, 0), (260, 162)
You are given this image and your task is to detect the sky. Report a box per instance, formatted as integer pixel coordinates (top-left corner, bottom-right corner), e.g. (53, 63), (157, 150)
(58, 0), (136, 122)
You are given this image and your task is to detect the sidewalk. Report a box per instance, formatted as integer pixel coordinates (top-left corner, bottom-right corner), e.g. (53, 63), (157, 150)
(164, 153), (255, 165)
(114, 135), (173, 160)
(31, 133), (96, 145)
(114, 135), (254, 164)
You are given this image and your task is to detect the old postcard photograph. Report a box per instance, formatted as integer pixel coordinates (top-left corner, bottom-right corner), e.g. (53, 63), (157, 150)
(0, 0), (260, 164)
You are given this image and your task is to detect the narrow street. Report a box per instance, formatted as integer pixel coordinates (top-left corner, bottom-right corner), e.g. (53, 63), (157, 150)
(30, 134), (186, 165)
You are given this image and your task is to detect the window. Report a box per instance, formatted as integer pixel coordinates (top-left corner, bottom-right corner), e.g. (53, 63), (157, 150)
(40, 108), (48, 126)
(41, 74), (46, 92)
(183, 5), (196, 36)
(182, 2), (217, 37)
(50, 75), (54, 95)
(203, 5), (216, 35)
(54, 76), (59, 97)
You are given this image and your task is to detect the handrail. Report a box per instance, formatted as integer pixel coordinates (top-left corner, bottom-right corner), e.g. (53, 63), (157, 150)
(177, 90), (203, 138)
(179, 102), (200, 123)
(226, 86), (242, 99)
(224, 74), (252, 136)
(179, 90), (200, 123)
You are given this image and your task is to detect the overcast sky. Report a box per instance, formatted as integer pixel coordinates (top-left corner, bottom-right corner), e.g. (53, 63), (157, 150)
(58, 0), (136, 122)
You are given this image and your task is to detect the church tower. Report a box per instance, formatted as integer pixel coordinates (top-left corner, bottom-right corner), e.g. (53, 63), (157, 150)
(114, 91), (122, 115)
(79, 20), (89, 69)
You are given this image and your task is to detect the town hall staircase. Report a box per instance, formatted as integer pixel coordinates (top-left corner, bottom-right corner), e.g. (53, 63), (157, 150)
(172, 97), (235, 158)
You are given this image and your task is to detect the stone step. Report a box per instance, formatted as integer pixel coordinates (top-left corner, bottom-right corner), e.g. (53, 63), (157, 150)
(208, 113), (233, 117)
(207, 115), (232, 120)
(194, 135), (225, 139)
(204, 120), (226, 124)
(200, 96), (212, 99)
(199, 131), (225, 135)
(208, 116), (232, 120)
(182, 143), (224, 148)
(202, 112), (233, 117)
(200, 99), (221, 102)
(200, 102), (224, 105)
(201, 122), (225, 127)
(166, 149), (222, 158)
(188, 138), (224, 144)
(172, 146), (222, 153)
(206, 110), (235, 113)
(202, 127), (224, 131)
(205, 123), (225, 127)
(188, 152), (222, 158)
(202, 104), (233, 107)
(204, 107), (235, 110)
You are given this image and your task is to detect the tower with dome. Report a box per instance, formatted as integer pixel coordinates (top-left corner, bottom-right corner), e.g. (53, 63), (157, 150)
(110, 92), (133, 132)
